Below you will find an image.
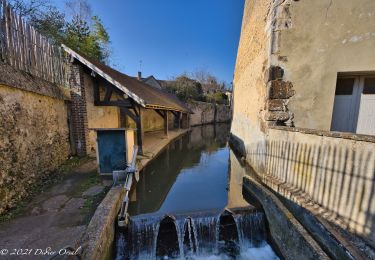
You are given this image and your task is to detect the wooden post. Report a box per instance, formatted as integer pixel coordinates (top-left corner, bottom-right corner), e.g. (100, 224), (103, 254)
(136, 107), (144, 154)
(178, 112), (181, 129)
(182, 113), (188, 129)
(164, 111), (169, 137)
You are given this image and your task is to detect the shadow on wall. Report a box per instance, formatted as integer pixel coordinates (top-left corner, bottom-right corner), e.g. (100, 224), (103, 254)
(231, 133), (375, 247)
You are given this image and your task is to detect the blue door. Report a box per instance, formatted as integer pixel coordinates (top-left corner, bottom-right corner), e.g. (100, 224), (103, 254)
(97, 130), (126, 174)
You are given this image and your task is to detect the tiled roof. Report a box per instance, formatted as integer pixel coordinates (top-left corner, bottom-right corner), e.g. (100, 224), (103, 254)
(62, 45), (191, 113)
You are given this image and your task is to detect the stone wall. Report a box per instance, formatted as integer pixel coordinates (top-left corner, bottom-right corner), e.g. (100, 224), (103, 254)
(188, 101), (231, 126)
(0, 83), (70, 213)
(232, 0), (375, 146)
(277, 0), (375, 130)
(230, 0), (271, 155)
(236, 126), (375, 247)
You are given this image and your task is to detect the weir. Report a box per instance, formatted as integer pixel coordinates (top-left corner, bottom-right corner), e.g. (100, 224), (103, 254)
(115, 208), (275, 259)
(113, 125), (279, 259)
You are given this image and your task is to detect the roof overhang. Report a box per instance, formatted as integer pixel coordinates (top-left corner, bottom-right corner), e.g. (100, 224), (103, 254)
(62, 44), (146, 107)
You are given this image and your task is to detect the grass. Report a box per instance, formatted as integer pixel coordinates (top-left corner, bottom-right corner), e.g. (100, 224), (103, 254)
(80, 186), (110, 224)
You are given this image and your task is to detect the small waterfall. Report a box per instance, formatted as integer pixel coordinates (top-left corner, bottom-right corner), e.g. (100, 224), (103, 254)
(190, 214), (221, 255)
(117, 210), (275, 259)
(128, 215), (162, 259)
(234, 211), (266, 250)
(174, 217), (186, 258)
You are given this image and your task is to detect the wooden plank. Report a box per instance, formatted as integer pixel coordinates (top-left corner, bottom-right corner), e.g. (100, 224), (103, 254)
(95, 100), (132, 107)
(0, 0), (68, 87)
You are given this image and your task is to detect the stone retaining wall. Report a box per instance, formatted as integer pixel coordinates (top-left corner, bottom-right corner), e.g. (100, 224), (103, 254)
(234, 126), (375, 247)
(188, 101), (231, 126)
(0, 81), (70, 213)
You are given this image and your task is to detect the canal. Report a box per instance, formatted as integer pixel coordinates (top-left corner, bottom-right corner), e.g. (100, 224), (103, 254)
(115, 124), (279, 259)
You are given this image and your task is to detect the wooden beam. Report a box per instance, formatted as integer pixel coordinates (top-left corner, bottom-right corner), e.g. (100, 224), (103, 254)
(93, 79), (100, 103)
(155, 109), (165, 119)
(137, 107), (144, 154)
(120, 105), (143, 154)
(95, 99), (132, 107)
(170, 111), (178, 117)
(120, 106), (139, 124)
(103, 87), (113, 102)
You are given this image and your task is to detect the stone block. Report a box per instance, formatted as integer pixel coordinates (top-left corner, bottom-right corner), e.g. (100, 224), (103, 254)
(264, 111), (290, 121)
(266, 99), (287, 111)
(267, 80), (295, 99)
(264, 66), (284, 83)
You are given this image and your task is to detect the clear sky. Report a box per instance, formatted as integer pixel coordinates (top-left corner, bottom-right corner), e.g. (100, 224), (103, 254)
(54, 0), (245, 84)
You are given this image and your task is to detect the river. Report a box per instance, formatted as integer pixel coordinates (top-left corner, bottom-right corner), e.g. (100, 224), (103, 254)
(114, 124), (279, 259)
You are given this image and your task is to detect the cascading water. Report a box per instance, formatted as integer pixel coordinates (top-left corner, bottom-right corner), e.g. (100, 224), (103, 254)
(234, 211), (266, 249)
(118, 215), (162, 260)
(115, 210), (279, 259)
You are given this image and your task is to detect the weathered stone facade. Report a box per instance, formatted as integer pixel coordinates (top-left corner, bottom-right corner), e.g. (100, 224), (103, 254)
(232, 0), (375, 146)
(231, 0), (375, 248)
(188, 101), (231, 126)
(0, 83), (70, 213)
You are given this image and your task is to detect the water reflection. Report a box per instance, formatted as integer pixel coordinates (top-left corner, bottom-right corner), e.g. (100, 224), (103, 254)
(128, 124), (237, 216)
(116, 124), (280, 259)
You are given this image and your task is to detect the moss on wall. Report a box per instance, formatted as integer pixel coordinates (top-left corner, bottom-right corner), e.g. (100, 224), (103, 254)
(0, 85), (70, 213)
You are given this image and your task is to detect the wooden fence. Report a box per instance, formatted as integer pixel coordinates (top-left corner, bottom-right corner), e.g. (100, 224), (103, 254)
(0, 0), (68, 87)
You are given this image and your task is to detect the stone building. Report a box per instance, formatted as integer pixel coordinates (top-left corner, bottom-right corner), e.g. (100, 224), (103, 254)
(231, 0), (375, 249)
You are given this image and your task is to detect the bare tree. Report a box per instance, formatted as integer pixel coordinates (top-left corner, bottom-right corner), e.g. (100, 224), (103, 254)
(65, 0), (92, 22)
(9, 0), (50, 17)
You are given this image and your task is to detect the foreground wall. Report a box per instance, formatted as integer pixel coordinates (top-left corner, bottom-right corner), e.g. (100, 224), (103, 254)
(239, 127), (375, 246)
(0, 64), (70, 213)
(231, 0), (271, 156)
(188, 101), (231, 126)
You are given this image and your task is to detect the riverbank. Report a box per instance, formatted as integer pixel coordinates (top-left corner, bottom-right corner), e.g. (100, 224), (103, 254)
(0, 158), (111, 259)
(78, 128), (190, 260)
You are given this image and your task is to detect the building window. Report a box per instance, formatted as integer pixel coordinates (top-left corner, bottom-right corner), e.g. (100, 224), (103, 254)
(331, 75), (375, 135)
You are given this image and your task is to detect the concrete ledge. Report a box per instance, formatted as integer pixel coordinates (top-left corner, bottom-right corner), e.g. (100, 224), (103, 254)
(277, 195), (362, 259)
(269, 125), (375, 143)
(78, 186), (124, 260)
(243, 176), (329, 259)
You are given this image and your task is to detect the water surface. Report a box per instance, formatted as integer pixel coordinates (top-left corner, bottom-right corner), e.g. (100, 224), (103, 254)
(128, 124), (234, 215)
(117, 124), (279, 259)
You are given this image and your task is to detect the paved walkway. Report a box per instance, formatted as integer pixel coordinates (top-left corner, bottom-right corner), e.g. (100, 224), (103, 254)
(0, 160), (112, 259)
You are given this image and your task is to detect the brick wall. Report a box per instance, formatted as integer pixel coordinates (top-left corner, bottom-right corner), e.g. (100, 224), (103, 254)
(69, 63), (89, 156)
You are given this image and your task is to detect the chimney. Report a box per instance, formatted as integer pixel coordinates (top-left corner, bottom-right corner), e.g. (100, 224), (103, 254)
(137, 71), (142, 80)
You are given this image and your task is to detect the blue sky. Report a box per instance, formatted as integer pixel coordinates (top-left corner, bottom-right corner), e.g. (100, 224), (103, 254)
(53, 0), (244, 84)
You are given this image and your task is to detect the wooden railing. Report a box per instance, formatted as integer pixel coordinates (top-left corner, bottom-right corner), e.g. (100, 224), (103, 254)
(0, 0), (68, 87)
